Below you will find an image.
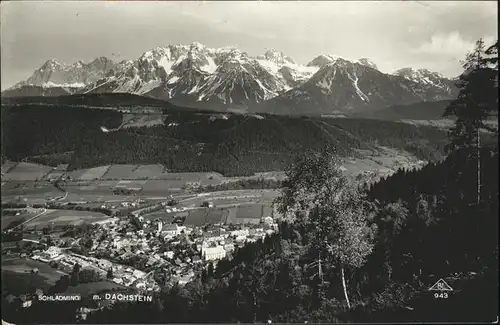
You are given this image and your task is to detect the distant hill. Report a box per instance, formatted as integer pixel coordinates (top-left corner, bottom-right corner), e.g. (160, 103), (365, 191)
(350, 100), (454, 121)
(0, 93), (195, 112)
(1, 85), (74, 98)
(0, 103), (459, 177)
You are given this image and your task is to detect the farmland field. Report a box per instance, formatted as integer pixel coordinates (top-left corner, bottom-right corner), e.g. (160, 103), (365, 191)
(23, 209), (109, 229)
(116, 180), (148, 187)
(176, 190), (279, 209)
(2, 258), (68, 294)
(129, 164), (168, 179)
(1, 163), (53, 182)
(185, 208), (226, 225)
(1, 212), (33, 230)
(1, 161), (18, 174)
(102, 165), (138, 180)
(236, 204), (264, 220)
(78, 166), (111, 181)
(42, 170), (65, 180)
(142, 180), (185, 193)
(141, 211), (176, 223)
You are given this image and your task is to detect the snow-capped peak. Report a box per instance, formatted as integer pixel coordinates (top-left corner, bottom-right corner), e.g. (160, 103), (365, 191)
(72, 60), (84, 68)
(357, 58), (378, 70)
(307, 54), (346, 67)
(190, 41), (206, 51)
(259, 49), (295, 65)
(41, 59), (65, 70)
(7, 43), (458, 112)
(395, 67), (445, 81)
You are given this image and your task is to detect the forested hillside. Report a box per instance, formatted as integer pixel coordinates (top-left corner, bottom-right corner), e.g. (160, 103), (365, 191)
(3, 145), (496, 324)
(87, 144), (499, 323)
(1, 104), (454, 176)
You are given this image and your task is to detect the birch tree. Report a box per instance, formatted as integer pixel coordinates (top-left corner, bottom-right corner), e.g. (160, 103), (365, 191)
(275, 146), (377, 309)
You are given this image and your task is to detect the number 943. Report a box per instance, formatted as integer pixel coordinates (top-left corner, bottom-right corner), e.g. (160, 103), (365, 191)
(434, 292), (448, 299)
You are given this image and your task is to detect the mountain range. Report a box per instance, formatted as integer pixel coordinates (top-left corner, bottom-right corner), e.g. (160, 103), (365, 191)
(2, 42), (459, 115)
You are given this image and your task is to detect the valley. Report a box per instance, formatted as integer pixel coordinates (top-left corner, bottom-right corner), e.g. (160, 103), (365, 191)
(1, 20), (496, 323)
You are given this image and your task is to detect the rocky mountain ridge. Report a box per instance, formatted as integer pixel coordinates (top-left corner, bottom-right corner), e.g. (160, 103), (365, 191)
(3, 42), (458, 114)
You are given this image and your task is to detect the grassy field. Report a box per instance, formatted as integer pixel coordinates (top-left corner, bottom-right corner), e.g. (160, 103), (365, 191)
(24, 209), (109, 229)
(1, 161), (18, 174)
(176, 190), (278, 208)
(1, 211), (34, 230)
(141, 210), (177, 223)
(185, 208), (224, 226)
(129, 164), (167, 179)
(1, 163), (53, 182)
(2, 258), (68, 295)
(78, 166), (111, 181)
(102, 165), (138, 180)
(62, 281), (128, 296)
(235, 204), (264, 220)
(42, 170), (66, 181)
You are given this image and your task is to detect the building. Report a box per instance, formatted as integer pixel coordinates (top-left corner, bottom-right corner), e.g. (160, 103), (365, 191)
(224, 243), (235, 253)
(163, 224), (185, 237)
(44, 246), (62, 259)
(112, 278), (124, 285)
(133, 270), (146, 278)
(202, 246), (226, 261)
(263, 217), (274, 225)
(230, 229), (249, 237)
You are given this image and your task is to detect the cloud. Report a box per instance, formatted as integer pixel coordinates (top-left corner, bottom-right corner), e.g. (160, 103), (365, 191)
(412, 31), (495, 58)
(414, 32), (475, 56)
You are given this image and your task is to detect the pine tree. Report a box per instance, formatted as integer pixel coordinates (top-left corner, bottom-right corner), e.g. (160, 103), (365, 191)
(443, 38), (498, 204)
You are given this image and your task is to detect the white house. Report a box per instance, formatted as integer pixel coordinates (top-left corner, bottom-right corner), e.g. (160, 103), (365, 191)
(263, 216), (274, 225)
(133, 269), (146, 278)
(44, 246), (62, 259)
(230, 229), (249, 237)
(163, 224), (182, 237)
(112, 277), (124, 285)
(235, 235), (247, 243)
(202, 246), (226, 261)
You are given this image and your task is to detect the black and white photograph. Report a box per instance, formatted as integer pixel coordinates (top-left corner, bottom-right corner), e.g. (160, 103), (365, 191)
(1, 1), (498, 323)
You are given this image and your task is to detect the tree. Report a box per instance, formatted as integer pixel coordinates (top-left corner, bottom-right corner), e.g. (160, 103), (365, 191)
(483, 40), (498, 70)
(49, 260), (59, 269)
(107, 268), (113, 280)
(79, 269), (102, 283)
(80, 235), (93, 250)
(207, 262), (215, 278)
(70, 263), (81, 286)
(275, 146), (377, 309)
(443, 38), (498, 204)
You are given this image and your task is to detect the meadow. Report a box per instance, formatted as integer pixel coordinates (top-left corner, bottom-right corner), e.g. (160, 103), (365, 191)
(2, 258), (68, 294)
(23, 210), (109, 229)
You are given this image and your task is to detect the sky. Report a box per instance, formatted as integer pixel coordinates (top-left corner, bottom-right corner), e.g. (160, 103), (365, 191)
(1, 1), (497, 90)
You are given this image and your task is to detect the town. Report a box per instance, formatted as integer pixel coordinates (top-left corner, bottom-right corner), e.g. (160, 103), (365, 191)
(2, 196), (279, 299)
